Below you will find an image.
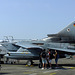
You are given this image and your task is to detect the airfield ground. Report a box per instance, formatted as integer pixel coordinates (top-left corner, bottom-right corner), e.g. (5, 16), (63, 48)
(0, 58), (75, 75)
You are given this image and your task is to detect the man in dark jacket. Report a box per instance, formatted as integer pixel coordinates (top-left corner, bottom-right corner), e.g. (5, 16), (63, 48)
(40, 49), (47, 69)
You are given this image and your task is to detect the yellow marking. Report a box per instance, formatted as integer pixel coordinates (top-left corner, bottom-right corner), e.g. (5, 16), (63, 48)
(30, 65), (34, 67)
(25, 65), (34, 67)
(50, 73), (56, 75)
(25, 53), (28, 54)
(25, 65), (29, 67)
(63, 66), (75, 69)
(24, 72), (33, 74)
(21, 52), (24, 54)
(70, 67), (75, 69)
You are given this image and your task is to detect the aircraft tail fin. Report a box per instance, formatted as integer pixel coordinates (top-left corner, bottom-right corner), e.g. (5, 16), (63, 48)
(57, 21), (75, 40)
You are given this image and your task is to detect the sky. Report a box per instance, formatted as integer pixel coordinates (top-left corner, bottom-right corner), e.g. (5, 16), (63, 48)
(0, 0), (75, 40)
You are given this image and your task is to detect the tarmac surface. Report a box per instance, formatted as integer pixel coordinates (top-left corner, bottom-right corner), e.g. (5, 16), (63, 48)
(1, 58), (75, 75)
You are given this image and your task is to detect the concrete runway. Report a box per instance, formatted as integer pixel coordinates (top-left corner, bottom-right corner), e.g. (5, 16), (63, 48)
(0, 58), (75, 75)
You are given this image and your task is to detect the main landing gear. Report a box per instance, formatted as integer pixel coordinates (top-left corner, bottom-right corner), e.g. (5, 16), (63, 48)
(26, 60), (34, 66)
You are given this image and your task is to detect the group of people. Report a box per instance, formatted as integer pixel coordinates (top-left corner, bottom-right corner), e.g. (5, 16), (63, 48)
(39, 49), (59, 69)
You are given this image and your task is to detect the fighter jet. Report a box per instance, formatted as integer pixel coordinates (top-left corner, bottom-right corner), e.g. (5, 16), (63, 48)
(0, 40), (9, 64)
(3, 21), (75, 65)
(4, 40), (44, 65)
(0, 37), (21, 64)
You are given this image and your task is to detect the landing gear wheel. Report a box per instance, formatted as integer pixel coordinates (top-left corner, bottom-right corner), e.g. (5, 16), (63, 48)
(26, 60), (33, 66)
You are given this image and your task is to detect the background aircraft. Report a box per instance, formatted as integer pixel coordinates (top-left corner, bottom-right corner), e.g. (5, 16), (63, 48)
(0, 37), (21, 64)
(2, 21), (75, 65)
(0, 39), (9, 64)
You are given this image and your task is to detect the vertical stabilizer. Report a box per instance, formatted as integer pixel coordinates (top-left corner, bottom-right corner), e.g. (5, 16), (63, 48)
(58, 21), (75, 40)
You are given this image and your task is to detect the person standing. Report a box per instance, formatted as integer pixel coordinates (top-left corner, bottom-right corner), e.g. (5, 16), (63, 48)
(53, 50), (59, 68)
(39, 50), (43, 68)
(46, 50), (50, 67)
(41, 49), (47, 69)
(48, 50), (53, 69)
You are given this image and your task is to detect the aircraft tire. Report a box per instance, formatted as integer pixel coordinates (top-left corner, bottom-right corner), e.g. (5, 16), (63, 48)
(26, 60), (33, 66)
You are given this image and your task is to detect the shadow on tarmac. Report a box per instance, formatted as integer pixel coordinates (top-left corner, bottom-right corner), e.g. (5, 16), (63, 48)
(0, 73), (10, 75)
(31, 63), (65, 66)
(58, 64), (75, 67)
(2, 63), (75, 67)
(2, 63), (75, 70)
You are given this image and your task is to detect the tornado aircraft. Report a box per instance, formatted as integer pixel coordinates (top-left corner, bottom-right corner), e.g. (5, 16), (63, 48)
(2, 21), (75, 65)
